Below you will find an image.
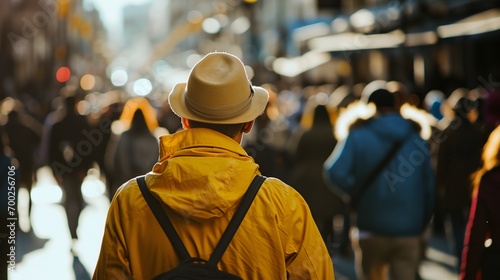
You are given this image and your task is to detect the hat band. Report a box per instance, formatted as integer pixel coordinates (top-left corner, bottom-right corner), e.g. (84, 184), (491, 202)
(185, 87), (255, 120)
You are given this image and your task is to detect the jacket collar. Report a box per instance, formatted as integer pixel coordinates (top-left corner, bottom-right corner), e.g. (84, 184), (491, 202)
(158, 128), (248, 162)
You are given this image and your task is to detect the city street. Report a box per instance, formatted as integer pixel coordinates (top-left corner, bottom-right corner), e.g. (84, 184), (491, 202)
(1, 0), (499, 279)
(9, 166), (459, 280)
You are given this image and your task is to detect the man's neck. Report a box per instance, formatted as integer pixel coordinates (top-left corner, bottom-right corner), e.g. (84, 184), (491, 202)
(377, 108), (397, 115)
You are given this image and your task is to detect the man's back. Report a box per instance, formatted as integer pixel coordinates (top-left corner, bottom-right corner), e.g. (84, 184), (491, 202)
(437, 117), (483, 209)
(94, 52), (334, 280)
(325, 113), (435, 236)
(49, 111), (93, 172)
(93, 128), (334, 279)
(324, 85), (433, 280)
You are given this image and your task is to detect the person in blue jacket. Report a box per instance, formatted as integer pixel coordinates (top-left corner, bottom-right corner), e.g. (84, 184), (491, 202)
(324, 83), (435, 280)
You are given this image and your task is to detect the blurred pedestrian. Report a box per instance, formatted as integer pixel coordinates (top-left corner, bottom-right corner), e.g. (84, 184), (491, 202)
(91, 101), (124, 199)
(243, 83), (291, 182)
(93, 52), (334, 279)
(289, 96), (341, 253)
(422, 90), (447, 234)
(424, 90), (445, 123)
(460, 124), (500, 280)
(481, 89), (500, 136)
(436, 94), (484, 268)
(109, 108), (158, 197)
(37, 96), (65, 168)
(49, 95), (93, 249)
(324, 83), (435, 280)
(157, 99), (182, 134)
(2, 107), (41, 230)
(104, 97), (161, 199)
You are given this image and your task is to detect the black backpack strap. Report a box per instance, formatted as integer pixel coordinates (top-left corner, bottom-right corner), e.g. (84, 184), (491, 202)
(137, 175), (191, 260)
(137, 174), (266, 266)
(208, 175), (266, 266)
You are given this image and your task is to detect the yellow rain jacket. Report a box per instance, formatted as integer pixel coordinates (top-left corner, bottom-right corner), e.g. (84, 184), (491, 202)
(93, 128), (334, 279)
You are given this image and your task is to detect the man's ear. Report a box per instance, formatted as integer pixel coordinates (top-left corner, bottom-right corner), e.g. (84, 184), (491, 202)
(242, 120), (254, 133)
(181, 118), (190, 130)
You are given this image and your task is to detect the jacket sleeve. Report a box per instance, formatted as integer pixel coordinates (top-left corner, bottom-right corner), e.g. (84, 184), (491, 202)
(460, 185), (488, 280)
(92, 190), (133, 280)
(283, 187), (335, 280)
(323, 136), (357, 197)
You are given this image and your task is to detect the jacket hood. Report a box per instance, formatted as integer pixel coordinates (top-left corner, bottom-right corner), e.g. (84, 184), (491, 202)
(354, 113), (419, 142)
(372, 114), (411, 141)
(147, 128), (259, 221)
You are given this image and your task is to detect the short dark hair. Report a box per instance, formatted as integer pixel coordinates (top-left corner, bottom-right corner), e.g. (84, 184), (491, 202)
(367, 88), (395, 110)
(187, 120), (245, 138)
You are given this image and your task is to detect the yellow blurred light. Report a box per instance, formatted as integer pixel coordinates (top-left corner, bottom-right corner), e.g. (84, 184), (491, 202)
(400, 104), (432, 140)
(57, 1), (70, 18)
(80, 21), (93, 38)
(80, 74), (96, 90)
(405, 31), (438, 47)
(77, 100), (91, 115)
(337, 60), (352, 77)
(437, 9), (500, 38)
(334, 101), (376, 141)
(119, 97), (159, 133)
(69, 14), (81, 29)
(1, 97), (15, 115)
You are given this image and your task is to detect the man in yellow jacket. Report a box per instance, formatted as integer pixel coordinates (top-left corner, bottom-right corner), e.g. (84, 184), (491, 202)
(93, 52), (335, 279)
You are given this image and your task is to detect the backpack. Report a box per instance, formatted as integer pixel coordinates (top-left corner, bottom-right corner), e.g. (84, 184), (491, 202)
(136, 175), (266, 280)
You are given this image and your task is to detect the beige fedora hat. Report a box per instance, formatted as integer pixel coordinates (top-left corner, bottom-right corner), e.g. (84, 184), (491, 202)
(168, 52), (269, 124)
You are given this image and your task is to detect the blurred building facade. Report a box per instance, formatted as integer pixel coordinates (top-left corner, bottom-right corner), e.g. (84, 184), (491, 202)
(1, 0), (500, 114)
(270, 0), (500, 99)
(0, 0), (107, 118)
(137, 0), (500, 101)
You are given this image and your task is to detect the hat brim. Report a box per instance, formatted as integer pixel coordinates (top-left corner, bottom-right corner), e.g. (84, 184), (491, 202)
(169, 83), (269, 124)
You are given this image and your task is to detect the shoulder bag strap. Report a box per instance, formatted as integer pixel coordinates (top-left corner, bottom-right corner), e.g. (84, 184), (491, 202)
(351, 136), (409, 208)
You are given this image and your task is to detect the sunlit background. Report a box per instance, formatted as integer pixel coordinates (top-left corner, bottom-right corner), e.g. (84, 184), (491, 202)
(10, 167), (108, 280)
(2, 0), (500, 279)
(1, 0), (499, 106)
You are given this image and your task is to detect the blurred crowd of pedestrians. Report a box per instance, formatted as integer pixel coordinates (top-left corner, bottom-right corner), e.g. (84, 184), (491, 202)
(1, 76), (499, 279)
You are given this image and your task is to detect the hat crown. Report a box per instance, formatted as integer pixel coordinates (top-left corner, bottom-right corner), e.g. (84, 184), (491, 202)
(168, 52), (269, 124)
(184, 53), (253, 120)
